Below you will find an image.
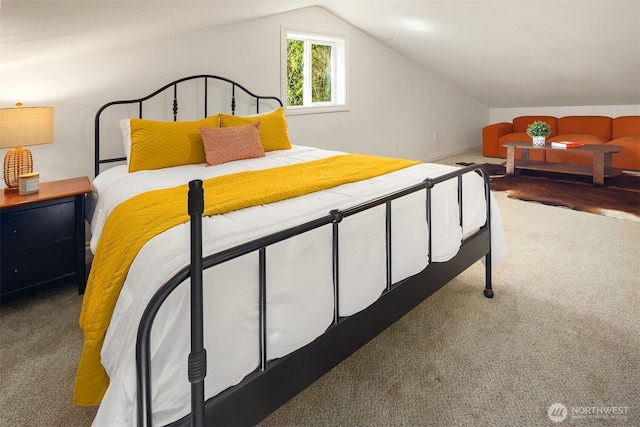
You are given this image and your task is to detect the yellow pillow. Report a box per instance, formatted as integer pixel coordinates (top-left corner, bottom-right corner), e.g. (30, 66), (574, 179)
(219, 107), (292, 152)
(129, 115), (219, 172)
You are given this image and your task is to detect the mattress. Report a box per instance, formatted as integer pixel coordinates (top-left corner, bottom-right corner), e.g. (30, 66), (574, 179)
(87, 145), (507, 426)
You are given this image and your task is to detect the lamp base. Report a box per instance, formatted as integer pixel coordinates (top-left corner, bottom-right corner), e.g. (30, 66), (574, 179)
(3, 147), (33, 190)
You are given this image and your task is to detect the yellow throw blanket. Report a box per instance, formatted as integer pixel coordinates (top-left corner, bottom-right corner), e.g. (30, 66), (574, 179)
(73, 154), (420, 406)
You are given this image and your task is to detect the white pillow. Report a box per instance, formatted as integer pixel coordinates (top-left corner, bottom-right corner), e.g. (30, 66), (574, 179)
(119, 118), (131, 164)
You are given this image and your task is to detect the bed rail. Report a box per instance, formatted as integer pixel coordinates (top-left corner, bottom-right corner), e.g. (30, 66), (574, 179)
(135, 163), (493, 427)
(94, 75), (283, 177)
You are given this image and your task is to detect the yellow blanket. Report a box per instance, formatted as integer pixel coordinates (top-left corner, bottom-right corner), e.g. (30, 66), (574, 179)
(73, 154), (420, 405)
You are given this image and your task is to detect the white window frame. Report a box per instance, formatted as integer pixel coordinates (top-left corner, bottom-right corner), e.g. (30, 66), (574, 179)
(281, 27), (348, 115)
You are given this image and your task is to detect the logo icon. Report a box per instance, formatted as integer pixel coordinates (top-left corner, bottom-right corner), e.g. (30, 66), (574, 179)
(548, 403), (568, 423)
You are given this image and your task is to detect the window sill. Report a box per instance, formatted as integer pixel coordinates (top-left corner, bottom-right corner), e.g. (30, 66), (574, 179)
(285, 105), (349, 116)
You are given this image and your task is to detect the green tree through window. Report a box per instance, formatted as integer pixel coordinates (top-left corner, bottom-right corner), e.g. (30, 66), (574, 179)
(311, 44), (331, 103)
(287, 39), (304, 106)
(283, 30), (346, 111)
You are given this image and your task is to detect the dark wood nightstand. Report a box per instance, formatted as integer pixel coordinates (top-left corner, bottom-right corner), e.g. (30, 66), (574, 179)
(0, 177), (92, 303)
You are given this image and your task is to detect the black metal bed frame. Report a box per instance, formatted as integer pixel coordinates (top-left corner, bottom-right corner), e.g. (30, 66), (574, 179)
(93, 75), (494, 427)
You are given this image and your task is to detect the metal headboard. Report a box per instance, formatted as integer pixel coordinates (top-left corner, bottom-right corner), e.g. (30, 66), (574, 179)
(94, 74), (283, 177)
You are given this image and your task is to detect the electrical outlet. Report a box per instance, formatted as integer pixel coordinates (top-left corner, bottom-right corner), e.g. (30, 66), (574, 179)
(393, 140), (399, 150)
(433, 132), (438, 142)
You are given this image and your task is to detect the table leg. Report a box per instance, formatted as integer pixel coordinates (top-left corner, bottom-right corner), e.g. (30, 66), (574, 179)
(593, 151), (605, 186)
(506, 146), (515, 175)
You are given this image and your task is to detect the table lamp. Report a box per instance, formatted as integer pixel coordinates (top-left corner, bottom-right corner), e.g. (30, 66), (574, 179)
(0, 104), (54, 191)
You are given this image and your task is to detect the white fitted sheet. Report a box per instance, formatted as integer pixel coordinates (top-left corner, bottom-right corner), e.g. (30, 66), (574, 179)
(89, 145), (507, 426)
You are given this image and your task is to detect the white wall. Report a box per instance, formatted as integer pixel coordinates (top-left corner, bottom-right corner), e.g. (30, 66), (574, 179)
(490, 105), (640, 124)
(0, 6), (488, 187)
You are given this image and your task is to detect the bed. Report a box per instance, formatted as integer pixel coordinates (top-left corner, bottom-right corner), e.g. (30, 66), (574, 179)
(76, 74), (507, 426)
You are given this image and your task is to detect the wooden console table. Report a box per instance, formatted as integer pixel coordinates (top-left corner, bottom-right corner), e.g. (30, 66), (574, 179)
(502, 141), (623, 186)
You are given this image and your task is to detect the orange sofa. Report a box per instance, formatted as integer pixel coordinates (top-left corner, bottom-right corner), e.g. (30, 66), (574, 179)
(482, 115), (640, 171)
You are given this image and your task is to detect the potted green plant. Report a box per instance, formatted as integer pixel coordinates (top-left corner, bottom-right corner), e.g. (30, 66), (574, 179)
(526, 121), (552, 146)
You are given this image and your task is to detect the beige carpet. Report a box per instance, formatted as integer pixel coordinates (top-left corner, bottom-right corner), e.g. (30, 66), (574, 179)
(1, 175), (638, 426)
(260, 191), (640, 426)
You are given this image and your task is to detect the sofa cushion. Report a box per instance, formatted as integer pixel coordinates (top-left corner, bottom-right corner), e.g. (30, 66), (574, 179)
(608, 136), (640, 170)
(513, 116), (558, 135)
(498, 132), (530, 144)
(557, 116), (612, 140)
(612, 116), (640, 139)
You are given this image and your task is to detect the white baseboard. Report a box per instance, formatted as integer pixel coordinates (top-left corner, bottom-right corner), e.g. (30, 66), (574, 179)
(417, 144), (482, 163)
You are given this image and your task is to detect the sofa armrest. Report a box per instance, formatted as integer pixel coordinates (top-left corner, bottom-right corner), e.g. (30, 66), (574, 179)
(483, 122), (513, 157)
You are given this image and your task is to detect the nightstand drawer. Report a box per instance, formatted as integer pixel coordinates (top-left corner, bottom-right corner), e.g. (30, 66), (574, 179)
(1, 239), (76, 294)
(1, 200), (75, 252)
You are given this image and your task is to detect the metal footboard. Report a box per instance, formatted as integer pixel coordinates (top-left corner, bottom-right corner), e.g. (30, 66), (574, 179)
(135, 163), (493, 427)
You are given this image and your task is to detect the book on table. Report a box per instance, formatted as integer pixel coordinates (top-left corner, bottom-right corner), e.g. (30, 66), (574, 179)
(551, 141), (584, 149)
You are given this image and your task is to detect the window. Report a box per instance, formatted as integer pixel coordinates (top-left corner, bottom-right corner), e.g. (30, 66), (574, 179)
(281, 28), (348, 114)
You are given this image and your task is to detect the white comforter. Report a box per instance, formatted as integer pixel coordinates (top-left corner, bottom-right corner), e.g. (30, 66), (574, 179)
(88, 145), (506, 426)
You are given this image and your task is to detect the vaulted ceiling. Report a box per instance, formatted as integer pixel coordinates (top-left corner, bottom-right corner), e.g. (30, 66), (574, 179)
(2, 0), (639, 108)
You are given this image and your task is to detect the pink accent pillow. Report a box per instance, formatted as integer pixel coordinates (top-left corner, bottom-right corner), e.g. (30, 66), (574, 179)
(200, 121), (265, 166)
